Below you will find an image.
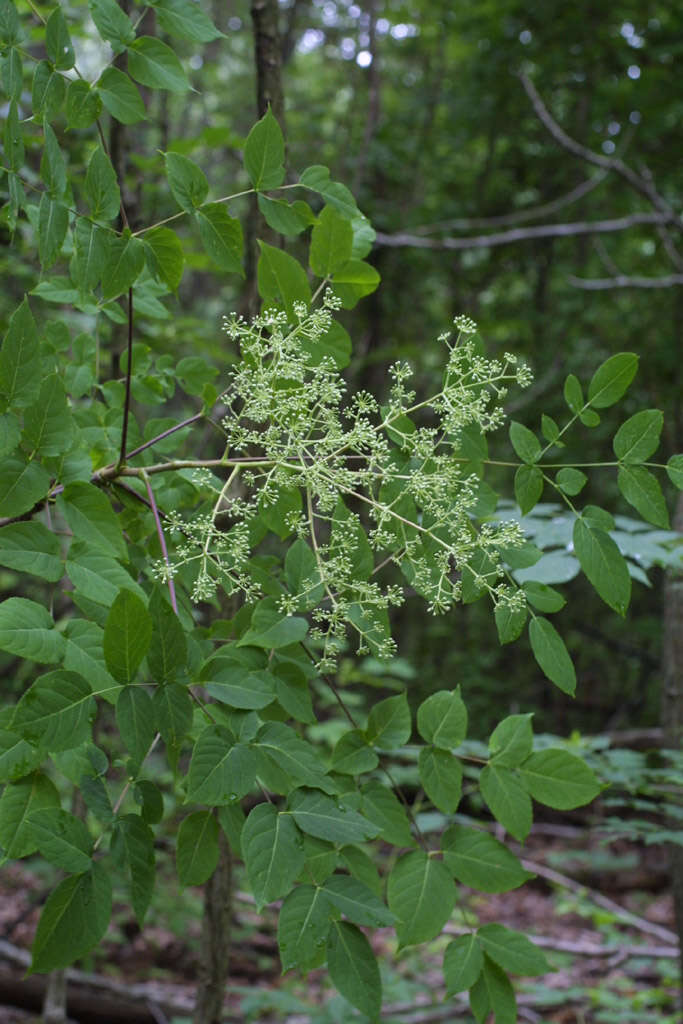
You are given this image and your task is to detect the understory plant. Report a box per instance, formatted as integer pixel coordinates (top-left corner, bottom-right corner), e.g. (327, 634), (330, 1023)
(0, 3), (682, 1022)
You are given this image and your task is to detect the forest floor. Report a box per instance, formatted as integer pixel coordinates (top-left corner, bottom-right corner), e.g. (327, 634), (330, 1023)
(0, 828), (679, 1023)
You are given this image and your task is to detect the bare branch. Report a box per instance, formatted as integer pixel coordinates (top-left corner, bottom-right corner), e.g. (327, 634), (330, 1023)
(374, 212), (671, 251)
(568, 273), (683, 290)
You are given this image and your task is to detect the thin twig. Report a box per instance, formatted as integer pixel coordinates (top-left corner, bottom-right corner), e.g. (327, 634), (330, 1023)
(568, 272), (683, 290)
(141, 469), (177, 613)
(125, 412), (205, 460)
(118, 287), (134, 467)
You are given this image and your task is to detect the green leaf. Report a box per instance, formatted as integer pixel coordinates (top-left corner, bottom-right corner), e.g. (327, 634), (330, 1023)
(46, 7), (74, 70)
(203, 659), (276, 710)
(30, 863), (111, 973)
(494, 601), (527, 645)
(387, 851), (456, 948)
(257, 195), (314, 237)
(197, 203), (244, 274)
(321, 874), (394, 927)
(0, 730), (42, 784)
(63, 620), (118, 700)
(66, 542), (146, 607)
(237, 600), (308, 649)
(164, 151), (208, 213)
(528, 616), (576, 695)
(4, 99), (23, 171)
(476, 956), (517, 1024)
(540, 414), (560, 445)
(478, 923), (549, 975)
(331, 259), (380, 308)
(514, 464), (543, 515)
(285, 538), (324, 610)
(299, 165), (360, 220)
(522, 581), (565, 613)
(256, 722), (327, 787)
(613, 409), (663, 463)
(116, 686), (155, 768)
(103, 589), (152, 683)
(0, 773), (60, 859)
(28, 808), (92, 874)
(0, 0), (20, 46)
(0, 412), (20, 457)
(66, 80), (102, 130)
(509, 421), (541, 464)
(555, 467), (587, 496)
(331, 730), (378, 775)
(242, 804), (305, 909)
(0, 522), (61, 582)
(278, 884), (333, 972)
(310, 205), (354, 277)
(330, 500), (373, 580)
(96, 68), (146, 124)
(519, 749), (602, 809)
(152, 683), (192, 746)
(289, 790), (379, 844)
(128, 36), (189, 92)
(152, 0), (223, 41)
(73, 220), (111, 292)
(667, 454), (683, 489)
(257, 241), (311, 318)
(418, 746), (463, 813)
(186, 725), (257, 804)
(618, 465), (669, 528)
(0, 598), (65, 663)
(0, 298), (40, 410)
(177, 811), (219, 886)
(588, 352), (639, 409)
(111, 814), (155, 924)
(134, 781), (163, 825)
(59, 482), (126, 561)
(88, 0), (135, 52)
(32, 60), (65, 120)
(417, 689), (467, 748)
(274, 662), (315, 724)
(84, 147), (120, 222)
(327, 920), (381, 1021)
(479, 763), (532, 841)
(23, 376), (73, 457)
(443, 933), (484, 994)
(361, 781), (414, 847)
(0, 458), (50, 518)
(148, 589), (187, 682)
(13, 671), (94, 750)
(573, 518), (631, 615)
(244, 107), (285, 190)
(365, 692), (411, 749)
(144, 227), (184, 291)
(442, 825), (533, 893)
(40, 124), (67, 199)
(488, 714), (533, 767)
(38, 194), (68, 268)
(563, 373), (583, 414)
(101, 234), (146, 299)
(300, 317), (351, 369)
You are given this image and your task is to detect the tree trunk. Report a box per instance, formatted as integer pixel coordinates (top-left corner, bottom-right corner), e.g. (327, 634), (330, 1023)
(661, 490), (683, 1005)
(192, 831), (233, 1024)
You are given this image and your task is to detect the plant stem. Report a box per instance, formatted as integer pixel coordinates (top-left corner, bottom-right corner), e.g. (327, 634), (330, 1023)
(118, 287), (134, 467)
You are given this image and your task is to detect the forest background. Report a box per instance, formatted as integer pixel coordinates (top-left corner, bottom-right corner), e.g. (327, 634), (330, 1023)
(0, 0), (682, 1022)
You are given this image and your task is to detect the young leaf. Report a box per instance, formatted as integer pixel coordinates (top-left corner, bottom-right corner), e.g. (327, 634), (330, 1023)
(528, 616), (576, 695)
(176, 811), (219, 886)
(494, 602), (527, 645)
(244, 108), (286, 191)
(242, 803), (305, 908)
(164, 151), (208, 213)
(478, 922), (550, 975)
(103, 590), (152, 683)
(514, 464), (543, 515)
(299, 165), (360, 220)
(540, 414), (560, 444)
(285, 538), (324, 609)
(365, 692), (411, 749)
(443, 933), (484, 994)
(509, 421), (541, 464)
(331, 259), (380, 308)
(152, 0), (224, 42)
(519, 748), (602, 809)
(479, 764), (532, 841)
(0, 298), (40, 410)
(84, 147), (121, 222)
(197, 204), (244, 274)
(387, 851), (456, 947)
(617, 465), (669, 528)
(613, 409), (663, 463)
(417, 689), (467, 748)
(28, 808), (93, 874)
(96, 68), (146, 124)
(289, 790), (379, 844)
(111, 813), (155, 924)
(0, 522), (62, 582)
(563, 373), (583, 414)
(278, 884), (333, 972)
(257, 195), (314, 237)
(257, 241), (311, 318)
(0, 773), (60, 860)
(522, 581), (566, 613)
(326, 920), (382, 1021)
(237, 599), (308, 649)
(0, 597), (65, 663)
(128, 36), (189, 92)
(442, 825), (533, 893)
(309, 205), (354, 277)
(30, 863), (112, 973)
(587, 352), (638, 408)
(555, 467), (587, 496)
(573, 518), (631, 616)
(418, 746), (463, 813)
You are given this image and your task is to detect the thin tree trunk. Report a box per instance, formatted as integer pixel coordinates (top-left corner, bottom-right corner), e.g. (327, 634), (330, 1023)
(661, 490), (683, 1005)
(192, 831), (233, 1024)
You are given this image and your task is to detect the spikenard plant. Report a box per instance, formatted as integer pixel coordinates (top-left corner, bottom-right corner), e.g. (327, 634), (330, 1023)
(1, 3), (682, 1022)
